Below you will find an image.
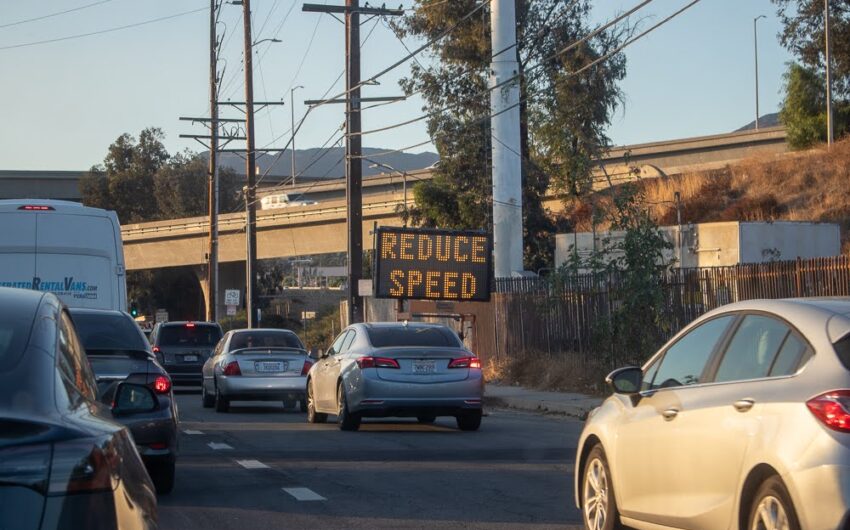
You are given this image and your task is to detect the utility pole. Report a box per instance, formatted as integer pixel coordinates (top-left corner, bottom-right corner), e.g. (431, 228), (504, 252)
(302, 1), (403, 325)
(242, 0), (259, 328)
(825, 0), (834, 148)
(207, 0), (220, 322)
(290, 85), (303, 187)
(753, 15), (765, 131)
(490, 0), (524, 278)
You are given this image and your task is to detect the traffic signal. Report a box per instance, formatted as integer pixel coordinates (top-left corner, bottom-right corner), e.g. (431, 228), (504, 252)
(129, 302), (139, 318)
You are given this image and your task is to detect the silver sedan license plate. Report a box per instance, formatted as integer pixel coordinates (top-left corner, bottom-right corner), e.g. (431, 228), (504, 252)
(412, 360), (435, 374)
(256, 361), (286, 373)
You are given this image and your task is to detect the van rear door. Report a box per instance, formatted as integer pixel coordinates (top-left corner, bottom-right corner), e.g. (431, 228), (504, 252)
(35, 213), (120, 310)
(0, 212), (36, 289)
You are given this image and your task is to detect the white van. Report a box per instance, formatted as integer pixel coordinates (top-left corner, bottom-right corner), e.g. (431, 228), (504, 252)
(0, 199), (127, 311)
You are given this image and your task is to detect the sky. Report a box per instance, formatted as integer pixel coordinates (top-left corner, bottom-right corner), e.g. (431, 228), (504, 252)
(0, 0), (793, 171)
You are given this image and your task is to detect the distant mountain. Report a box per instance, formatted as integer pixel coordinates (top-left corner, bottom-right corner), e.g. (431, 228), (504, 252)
(209, 147), (438, 180)
(735, 113), (781, 132)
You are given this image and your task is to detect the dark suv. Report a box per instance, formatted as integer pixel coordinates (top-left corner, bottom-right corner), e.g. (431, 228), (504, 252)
(150, 321), (223, 386)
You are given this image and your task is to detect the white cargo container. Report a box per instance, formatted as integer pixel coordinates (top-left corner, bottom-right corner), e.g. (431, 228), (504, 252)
(556, 221), (840, 269)
(0, 199), (127, 310)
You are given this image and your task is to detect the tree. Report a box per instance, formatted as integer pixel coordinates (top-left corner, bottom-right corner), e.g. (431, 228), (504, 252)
(780, 62), (850, 149)
(80, 128), (168, 223)
(772, 0), (850, 98)
(397, 1), (628, 270)
(154, 151), (242, 219)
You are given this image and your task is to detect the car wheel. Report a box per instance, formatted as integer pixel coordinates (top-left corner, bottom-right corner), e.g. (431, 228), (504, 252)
(417, 415), (436, 424)
(149, 461), (176, 495)
(748, 476), (800, 530)
(582, 445), (621, 530)
(337, 383), (361, 431)
(201, 383), (214, 408)
(306, 380), (327, 424)
(214, 386), (229, 413)
(455, 410), (482, 431)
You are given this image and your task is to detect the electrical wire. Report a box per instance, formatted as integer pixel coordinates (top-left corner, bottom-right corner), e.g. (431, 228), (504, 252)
(0, 7), (207, 51)
(0, 0), (115, 29)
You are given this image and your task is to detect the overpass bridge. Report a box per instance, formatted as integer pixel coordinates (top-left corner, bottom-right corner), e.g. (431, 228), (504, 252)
(120, 126), (788, 315)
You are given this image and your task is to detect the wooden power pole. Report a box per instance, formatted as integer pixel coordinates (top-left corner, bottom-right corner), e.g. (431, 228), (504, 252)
(207, 0), (220, 322)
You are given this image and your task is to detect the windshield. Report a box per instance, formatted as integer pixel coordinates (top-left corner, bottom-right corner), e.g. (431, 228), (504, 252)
(158, 324), (222, 347)
(70, 312), (148, 352)
(230, 331), (304, 350)
(367, 326), (461, 348)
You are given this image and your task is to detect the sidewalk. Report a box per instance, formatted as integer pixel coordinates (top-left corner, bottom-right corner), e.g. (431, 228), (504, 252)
(484, 383), (604, 420)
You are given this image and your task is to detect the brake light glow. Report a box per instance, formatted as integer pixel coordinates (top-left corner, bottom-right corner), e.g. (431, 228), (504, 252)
(152, 376), (171, 394)
(223, 360), (242, 376)
(301, 359), (313, 376)
(17, 205), (54, 211)
(185, 322), (195, 328)
(148, 442), (168, 450)
(448, 356), (481, 369)
(152, 346), (160, 354)
(807, 390), (850, 432)
(356, 356), (400, 369)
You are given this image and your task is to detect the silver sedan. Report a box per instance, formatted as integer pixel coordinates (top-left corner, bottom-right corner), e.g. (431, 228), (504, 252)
(201, 328), (312, 413)
(305, 322), (484, 431)
(575, 298), (850, 530)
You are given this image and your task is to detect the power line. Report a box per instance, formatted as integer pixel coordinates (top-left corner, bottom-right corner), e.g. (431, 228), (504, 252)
(0, 0), (115, 29)
(0, 7), (207, 51)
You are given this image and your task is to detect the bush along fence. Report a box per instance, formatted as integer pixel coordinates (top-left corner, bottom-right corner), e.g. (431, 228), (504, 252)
(492, 256), (850, 371)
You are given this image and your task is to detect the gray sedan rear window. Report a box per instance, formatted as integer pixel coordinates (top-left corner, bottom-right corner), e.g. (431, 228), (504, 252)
(367, 327), (461, 348)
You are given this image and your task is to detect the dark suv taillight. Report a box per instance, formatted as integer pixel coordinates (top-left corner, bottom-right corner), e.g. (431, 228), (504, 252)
(807, 390), (850, 432)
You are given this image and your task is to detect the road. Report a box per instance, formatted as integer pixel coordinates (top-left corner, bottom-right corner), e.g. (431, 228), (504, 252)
(158, 388), (586, 529)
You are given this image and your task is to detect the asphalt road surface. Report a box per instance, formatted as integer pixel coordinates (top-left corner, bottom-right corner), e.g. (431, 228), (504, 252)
(158, 388), (586, 529)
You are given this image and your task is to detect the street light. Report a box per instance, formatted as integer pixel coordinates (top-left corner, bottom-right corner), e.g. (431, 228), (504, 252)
(290, 85), (304, 187)
(753, 15), (766, 130)
(252, 37), (281, 46)
(367, 160), (409, 225)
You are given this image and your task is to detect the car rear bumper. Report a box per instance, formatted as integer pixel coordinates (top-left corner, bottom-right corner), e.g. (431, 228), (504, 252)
(218, 375), (306, 401)
(350, 374), (483, 415)
(162, 364), (203, 384)
(788, 463), (850, 530)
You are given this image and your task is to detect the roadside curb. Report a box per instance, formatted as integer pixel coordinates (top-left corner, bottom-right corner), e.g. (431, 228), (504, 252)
(483, 395), (600, 421)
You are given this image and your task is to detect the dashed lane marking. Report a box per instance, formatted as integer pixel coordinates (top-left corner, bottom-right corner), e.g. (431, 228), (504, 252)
(207, 442), (233, 450)
(184, 430), (204, 435)
(236, 459), (270, 469)
(283, 487), (326, 501)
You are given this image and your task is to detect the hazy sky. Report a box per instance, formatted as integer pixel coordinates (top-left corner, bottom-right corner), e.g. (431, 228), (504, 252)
(0, 0), (792, 170)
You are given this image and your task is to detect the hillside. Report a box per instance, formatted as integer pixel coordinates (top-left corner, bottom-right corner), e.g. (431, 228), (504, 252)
(568, 138), (850, 251)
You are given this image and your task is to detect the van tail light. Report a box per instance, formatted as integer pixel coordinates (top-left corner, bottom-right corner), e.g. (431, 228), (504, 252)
(448, 356), (481, 369)
(223, 361), (242, 376)
(49, 438), (119, 494)
(152, 376), (171, 394)
(301, 360), (313, 376)
(807, 390), (850, 432)
(356, 356), (400, 369)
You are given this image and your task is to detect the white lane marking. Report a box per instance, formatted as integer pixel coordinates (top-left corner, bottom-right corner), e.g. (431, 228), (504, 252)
(207, 442), (233, 450)
(283, 487), (326, 501)
(236, 459), (269, 469)
(184, 430), (204, 435)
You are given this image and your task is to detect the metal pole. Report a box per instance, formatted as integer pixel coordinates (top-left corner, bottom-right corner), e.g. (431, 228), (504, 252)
(754, 15), (765, 130)
(207, 0), (220, 322)
(290, 85), (303, 186)
(402, 171), (407, 225)
(490, 0), (524, 277)
(825, 0), (834, 148)
(346, 0), (363, 323)
(243, 0), (258, 328)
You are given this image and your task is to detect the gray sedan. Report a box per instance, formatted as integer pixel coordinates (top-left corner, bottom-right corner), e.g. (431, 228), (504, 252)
(306, 322), (484, 431)
(201, 328), (312, 412)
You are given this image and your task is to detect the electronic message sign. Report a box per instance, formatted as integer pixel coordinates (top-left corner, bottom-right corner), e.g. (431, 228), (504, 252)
(374, 227), (492, 302)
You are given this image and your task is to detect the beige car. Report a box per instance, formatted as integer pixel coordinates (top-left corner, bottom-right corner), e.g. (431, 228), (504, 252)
(575, 298), (850, 530)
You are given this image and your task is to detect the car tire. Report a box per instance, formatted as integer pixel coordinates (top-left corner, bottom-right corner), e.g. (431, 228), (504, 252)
(455, 410), (482, 431)
(149, 461), (176, 495)
(417, 415), (436, 424)
(306, 380), (327, 424)
(214, 386), (229, 413)
(748, 476), (801, 530)
(201, 383), (214, 408)
(337, 383), (361, 431)
(581, 445), (621, 530)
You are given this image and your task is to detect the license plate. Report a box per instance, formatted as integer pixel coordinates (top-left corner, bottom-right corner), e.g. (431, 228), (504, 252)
(182, 355), (198, 362)
(412, 360), (436, 375)
(256, 361), (286, 373)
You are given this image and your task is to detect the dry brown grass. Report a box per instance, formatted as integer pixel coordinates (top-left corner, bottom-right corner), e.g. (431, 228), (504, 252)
(484, 354), (611, 396)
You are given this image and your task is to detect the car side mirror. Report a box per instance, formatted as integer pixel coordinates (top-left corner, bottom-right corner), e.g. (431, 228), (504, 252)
(322, 348), (333, 359)
(111, 383), (157, 416)
(606, 366), (643, 395)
